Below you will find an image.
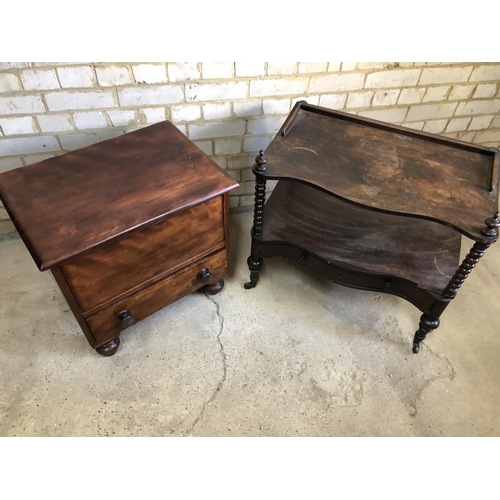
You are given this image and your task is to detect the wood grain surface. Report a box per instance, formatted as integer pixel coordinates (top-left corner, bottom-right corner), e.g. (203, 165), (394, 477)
(86, 248), (228, 345)
(0, 120), (238, 270)
(261, 180), (462, 292)
(264, 103), (499, 242)
(61, 196), (225, 313)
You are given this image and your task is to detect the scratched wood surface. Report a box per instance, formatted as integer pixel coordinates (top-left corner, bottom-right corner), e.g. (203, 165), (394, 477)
(264, 104), (499, 242)
(0, 120), (238, 270)
(261, 180), (462, 292)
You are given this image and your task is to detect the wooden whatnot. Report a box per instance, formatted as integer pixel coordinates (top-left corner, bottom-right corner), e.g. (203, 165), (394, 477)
(245, 101), (500, 353)
(0, 121), (239, 356)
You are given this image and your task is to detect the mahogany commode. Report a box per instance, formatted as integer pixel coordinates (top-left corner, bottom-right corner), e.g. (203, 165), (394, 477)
(245, 101), (500, 353)
(0, 121), (239, 356)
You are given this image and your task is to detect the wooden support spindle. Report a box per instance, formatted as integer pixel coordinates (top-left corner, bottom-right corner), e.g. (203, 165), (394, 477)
(442, 212), (499, 300)
(413, 212), (500, 353)
(244, 151), (267, 289)
(251, 150), (267, 238)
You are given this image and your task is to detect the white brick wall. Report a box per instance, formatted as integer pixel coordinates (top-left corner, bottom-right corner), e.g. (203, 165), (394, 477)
(118, 86), (183, 106)
(45, 91), (115, 110)
(319, 94), (347, 109)
(106, 109), (136, 127)
(187, 81), (247, 101)
(406, 103), (457, 121)
(0, 117), (36, 135)
(1, 62), (500, 213)
(310, 74), (364, 93)
(423, 86), (450, 102)
(250, 78), (309, 97)
(57, 66), (95, 88)
(234, 100), (261, 117)
(132, 64), (168, 84)
(246, 117), (283, 135)
(449, 85), (475, 100)
(346, 91), (374, 108)
(37, 114), (73, 132)
(373, 90), (399, 106)
(0, 74), (22, 91)
(202, 63), (234, 79)
(96, 65), (131, 87)
(299, 62), (328, 73)
(0, 156), (23, 173)
(235, 63), (265, 77)
(263, 98), (291, 115)
(267, 63), (297, 75)
(203, 102), (231, 120)
(398, 88), (425, 104)
(215, 138), (242, 154)
(188, 120), (245, 140)
(168, 63), (200, 83)
(20, 69), (59, 90)
(73, 111), (108, 130)
(419, 67), (473, 85)
(0, 95), (45, 114)
(171, 104), (201, 122)
(140, 107), (166, 124)
(470, 65), (500, 82)
(0, 136), (60, 156)
(366, 69), (421, 88)
(446, 118), (471, 133)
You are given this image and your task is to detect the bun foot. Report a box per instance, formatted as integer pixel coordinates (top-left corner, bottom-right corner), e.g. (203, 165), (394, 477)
(96, 337), (120, 356)
(204, 279), (224, 296)
(412, 341), (420, 354)
(244, 281), (256, 289)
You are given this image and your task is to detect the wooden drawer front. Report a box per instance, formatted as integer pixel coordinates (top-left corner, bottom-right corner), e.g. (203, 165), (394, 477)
(62, 196), (224, 312)
(86, 249), (228, 345)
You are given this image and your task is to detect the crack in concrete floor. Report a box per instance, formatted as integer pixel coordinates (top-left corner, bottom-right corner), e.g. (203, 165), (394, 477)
(185, 294), (227, 436)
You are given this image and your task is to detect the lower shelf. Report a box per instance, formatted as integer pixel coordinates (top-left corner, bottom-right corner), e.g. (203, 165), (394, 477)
(261, 180), (461, 293)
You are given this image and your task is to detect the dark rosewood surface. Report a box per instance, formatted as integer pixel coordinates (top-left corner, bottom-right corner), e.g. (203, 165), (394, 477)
(264, 102), (499, 242)
(262, 180), (461, 292)
(0, 120), (237, 270)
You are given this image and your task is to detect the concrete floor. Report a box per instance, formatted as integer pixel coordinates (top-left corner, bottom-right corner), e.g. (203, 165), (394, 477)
(1, 211), (500, 437)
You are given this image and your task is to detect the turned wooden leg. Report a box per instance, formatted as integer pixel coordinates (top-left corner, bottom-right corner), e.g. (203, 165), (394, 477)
(244, 256), (263, 289)
(412, 315), (440, 354)
(244, 150), (267, 291)
(95, 337), (121, 356)
(204, 279), (224, 295)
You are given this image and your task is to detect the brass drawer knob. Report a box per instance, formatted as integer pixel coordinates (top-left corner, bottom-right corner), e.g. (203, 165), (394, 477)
(197, 268), (213, 285)
(117, 309), (135, 328)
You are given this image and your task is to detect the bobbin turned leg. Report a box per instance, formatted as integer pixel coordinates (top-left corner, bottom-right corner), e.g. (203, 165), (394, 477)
(412, 212), (500, 353)
(245, 150), (267, 290)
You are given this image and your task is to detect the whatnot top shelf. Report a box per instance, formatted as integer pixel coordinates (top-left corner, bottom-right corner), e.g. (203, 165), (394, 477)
(262, 102), (499, 243)
(261, 180), (462, 294)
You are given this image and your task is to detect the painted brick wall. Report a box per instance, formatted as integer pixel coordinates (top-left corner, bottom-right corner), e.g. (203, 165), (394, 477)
(1, 61), (499, 222)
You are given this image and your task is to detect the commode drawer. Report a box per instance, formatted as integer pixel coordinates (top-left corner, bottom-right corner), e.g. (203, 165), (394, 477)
(85, 248), (228, 345)
(61, 196), (225, 312)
